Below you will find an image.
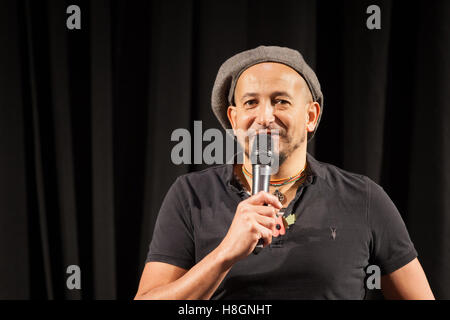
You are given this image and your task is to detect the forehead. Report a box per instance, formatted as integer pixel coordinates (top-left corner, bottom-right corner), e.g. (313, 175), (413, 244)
(235, 62), (306, 96)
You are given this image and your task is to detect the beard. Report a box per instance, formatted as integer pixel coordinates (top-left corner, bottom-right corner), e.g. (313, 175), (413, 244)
(243, 128), (306, 166)
(277, 129), (305, 166)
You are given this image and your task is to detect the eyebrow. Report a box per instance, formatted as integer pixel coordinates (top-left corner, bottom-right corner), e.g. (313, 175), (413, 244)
(240, 92), (259, 102)
(271, 91), (293, 100)
(239, 91), (293, 102)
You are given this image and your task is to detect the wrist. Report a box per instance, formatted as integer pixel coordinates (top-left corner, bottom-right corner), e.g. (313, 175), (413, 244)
(214, 243), (235, 271)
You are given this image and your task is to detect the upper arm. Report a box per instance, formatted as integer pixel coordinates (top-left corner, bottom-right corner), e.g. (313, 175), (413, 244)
(366, 179), (418, 275)
(366, 179), (434, 299)
(146, 177), (195, 270)
(381, 258), (434, 300)
(135, 262), (188, 299)
(136, 177), (194, 299)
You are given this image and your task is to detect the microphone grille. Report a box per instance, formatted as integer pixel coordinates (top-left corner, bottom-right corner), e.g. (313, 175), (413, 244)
(250, 133), (273, 165)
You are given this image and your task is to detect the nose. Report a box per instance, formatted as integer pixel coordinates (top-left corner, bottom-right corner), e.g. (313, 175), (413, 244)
(255, 100), (275, 127)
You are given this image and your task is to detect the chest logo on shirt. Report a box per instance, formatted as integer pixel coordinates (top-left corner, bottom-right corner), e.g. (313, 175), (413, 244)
(330, 227), (337, 240)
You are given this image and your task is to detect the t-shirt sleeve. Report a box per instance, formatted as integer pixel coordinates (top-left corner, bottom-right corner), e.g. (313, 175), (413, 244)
(145, 176), (195, 270)
(366, 178), (418, 275)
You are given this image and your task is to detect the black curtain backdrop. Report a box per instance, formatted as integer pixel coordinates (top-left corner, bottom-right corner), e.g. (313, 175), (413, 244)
(0, 0), (449, 299)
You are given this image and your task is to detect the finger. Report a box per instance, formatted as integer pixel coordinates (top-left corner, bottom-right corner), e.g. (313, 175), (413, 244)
(254, 214), (277, 230)
(252, 205), (279, 218)
(247, 191), (282, 209)
(255, 225), (273, 248)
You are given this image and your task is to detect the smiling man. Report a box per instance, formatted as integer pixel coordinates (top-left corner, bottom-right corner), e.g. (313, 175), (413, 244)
(135, 46), (434, 300)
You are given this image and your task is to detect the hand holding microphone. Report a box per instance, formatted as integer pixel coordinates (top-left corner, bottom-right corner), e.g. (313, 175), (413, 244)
(218, 191), (282, 263)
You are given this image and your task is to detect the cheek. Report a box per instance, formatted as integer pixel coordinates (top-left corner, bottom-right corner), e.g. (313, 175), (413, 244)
(275, 111), (293, 129)
(236, 110), (254, 129)
(276, 110), (305, 134)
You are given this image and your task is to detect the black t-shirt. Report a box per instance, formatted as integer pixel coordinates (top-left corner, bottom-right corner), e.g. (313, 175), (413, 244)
(146, 153), (418, 299)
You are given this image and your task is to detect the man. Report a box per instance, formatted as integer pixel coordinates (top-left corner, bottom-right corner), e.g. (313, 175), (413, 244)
(135, 46), (434, 299)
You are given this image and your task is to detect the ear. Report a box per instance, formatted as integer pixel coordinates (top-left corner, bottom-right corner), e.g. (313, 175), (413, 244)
(306, 102), (321, 133)
(227, 105), (237, 135)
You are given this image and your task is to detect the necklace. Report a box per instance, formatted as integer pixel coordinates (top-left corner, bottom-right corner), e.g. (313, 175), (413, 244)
(241, 163), (307, 204)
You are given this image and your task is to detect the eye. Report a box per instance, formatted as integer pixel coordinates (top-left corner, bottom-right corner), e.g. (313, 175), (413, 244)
(275, 99), (290, 106)
(244, 99), (258, 108)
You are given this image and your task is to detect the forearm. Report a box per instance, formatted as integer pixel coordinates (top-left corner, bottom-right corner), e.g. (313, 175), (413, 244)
(135, 245), (233, 300)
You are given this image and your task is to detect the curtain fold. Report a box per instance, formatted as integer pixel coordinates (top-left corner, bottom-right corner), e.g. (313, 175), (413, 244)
(90, 0), (116, 300)
(47, 0), (81, 300)
(408, 0), (450, 297)
(0, 0), (31, 300)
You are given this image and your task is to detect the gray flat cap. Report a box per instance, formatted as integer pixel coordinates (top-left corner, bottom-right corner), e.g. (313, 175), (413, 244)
(211, 45), (323, 141)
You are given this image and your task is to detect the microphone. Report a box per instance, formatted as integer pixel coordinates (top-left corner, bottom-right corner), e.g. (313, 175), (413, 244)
(250, 132), (274, 254)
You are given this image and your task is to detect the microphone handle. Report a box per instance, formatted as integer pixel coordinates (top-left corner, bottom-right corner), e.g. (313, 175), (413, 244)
(252, 164), (271, 255)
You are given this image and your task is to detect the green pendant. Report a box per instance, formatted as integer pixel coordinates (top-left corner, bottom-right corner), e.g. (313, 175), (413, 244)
(285, 214), (296, 228)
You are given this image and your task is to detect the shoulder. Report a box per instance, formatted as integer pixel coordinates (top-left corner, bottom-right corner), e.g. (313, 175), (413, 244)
(314, 158), (371, 194)
(315, 159), (398, 218)
(169, 164), (233, 208)
(311, 158), (393, 216)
